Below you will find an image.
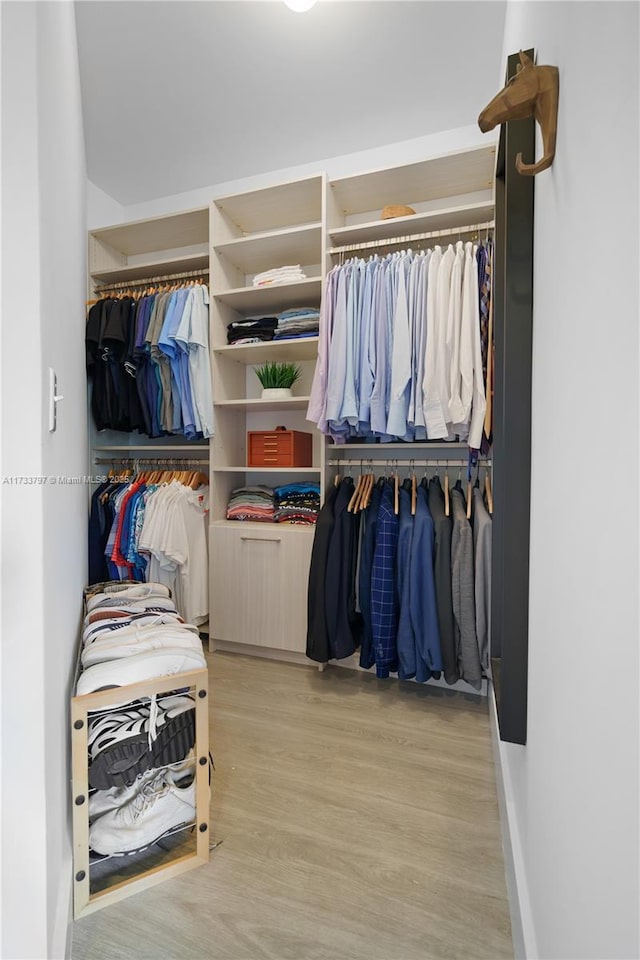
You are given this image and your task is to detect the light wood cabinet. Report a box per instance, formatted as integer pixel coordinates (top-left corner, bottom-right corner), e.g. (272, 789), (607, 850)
(210, 523), (313, 653)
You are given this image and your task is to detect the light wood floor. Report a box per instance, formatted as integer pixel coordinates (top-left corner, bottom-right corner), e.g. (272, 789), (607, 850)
(71, 651), (513, 960)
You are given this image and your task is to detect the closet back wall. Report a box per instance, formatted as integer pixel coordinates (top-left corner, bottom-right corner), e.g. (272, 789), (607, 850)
(1, 4), (88, 959)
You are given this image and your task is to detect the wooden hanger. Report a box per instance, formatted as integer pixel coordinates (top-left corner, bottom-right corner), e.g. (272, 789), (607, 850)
(444, 470), (450, 517)
(484, 471), (494, 514)
(394, 464), (399, 516)
(348, 472), (363, 513)
(466, 478), (473, 520)
(410, 464), (417, 516)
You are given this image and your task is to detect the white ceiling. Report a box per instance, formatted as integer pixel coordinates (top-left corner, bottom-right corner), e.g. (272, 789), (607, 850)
(75, 0), (506, 206)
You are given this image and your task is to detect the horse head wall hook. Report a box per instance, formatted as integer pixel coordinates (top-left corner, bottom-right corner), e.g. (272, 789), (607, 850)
(478, 50), (559, 176)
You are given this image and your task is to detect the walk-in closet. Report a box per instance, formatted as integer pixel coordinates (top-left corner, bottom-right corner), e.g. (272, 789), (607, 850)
(3, 3), (639, 960)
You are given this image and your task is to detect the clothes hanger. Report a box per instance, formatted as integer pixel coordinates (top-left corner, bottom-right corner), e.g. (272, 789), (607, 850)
(484, 468), (494, 515)
(359, 472), (374, 512)
(394, 461), (399, 516)
(348, 463), (363, 512)
(410, 460), (417, 516)
(444, 467), (450, 517)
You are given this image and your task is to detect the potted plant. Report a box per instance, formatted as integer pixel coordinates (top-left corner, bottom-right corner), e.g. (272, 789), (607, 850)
(253, 362), (301, 400)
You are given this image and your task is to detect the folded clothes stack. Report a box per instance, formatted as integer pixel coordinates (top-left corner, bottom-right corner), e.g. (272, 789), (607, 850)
(77, 582), (206, 697)
(226, 485), (275, 522)
(274, 307), (320, 341)
(227, 316), (278, 345)
(252, 265), (306, 288)
(274, 482), (321, 524)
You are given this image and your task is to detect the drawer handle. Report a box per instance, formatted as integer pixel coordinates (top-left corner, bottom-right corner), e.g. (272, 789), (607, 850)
(240, 536), (281, 543)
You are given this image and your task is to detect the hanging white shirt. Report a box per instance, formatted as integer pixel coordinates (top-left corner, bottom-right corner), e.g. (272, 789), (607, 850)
(446, 241), (466, 429)
(386, 253), (413, 438)
(423, 246), (453, 439)
(461, 243), (486, 449)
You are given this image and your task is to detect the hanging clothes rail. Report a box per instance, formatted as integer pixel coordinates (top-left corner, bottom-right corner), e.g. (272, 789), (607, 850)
(93, 457), (209, 466)
(93, 267), (209, 295)
(328, 458), (491, 468)
(329, 220), (494, 256)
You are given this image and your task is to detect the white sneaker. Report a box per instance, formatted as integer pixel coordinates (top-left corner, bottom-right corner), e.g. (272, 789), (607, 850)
(86, 584), (171, 613)
(89, 757), (196, 820)
(76, 647), (206, 697)
(83, 612), (187, 646)
(82, 625), (203, 668)
(84, 600), (178, 627)
(89, 767), (197, 855)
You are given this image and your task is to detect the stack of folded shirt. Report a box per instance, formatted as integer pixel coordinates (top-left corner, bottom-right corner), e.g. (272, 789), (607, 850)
(274, 483), (321, 524)
(227, 316), (278, 344)
(252, 265), (306, 288)
(274, 307), (320, 341)
(77, 582), (206, 697)
(226, 485), (275, 522)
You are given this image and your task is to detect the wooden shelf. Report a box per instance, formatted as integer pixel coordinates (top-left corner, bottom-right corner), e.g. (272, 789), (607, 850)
(329, 145), (496, 217)
(329, 442), (468, 451)
(214, 278), (322, 312)
(214, 175), (323, 235)
(90, 208), (209, 256)
(91, 253), (209, 284)
(214, 224), (322, 275)
(93, 444), (209, 453)
(328, 201), (495, 247)
(214, 396), (311, 413)
(213, 338), (319, 364)
(212, 466), (320, 474)
(211, 519), (317, 532)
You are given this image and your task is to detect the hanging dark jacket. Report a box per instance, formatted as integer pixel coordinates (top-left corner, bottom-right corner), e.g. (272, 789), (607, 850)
(306, 483), (340, 663)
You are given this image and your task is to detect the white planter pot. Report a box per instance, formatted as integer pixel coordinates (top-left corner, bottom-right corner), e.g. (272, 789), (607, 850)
(261, 387), (292, 400)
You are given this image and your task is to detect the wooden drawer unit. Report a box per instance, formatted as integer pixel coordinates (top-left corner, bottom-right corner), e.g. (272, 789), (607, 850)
(248, 429), (312, 467)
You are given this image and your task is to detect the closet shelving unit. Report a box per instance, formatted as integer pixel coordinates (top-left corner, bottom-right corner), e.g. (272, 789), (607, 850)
(323, 143), (495, 484)
(88, 207), (211, 460)
(316, 143), (496, 691)
(80, 212), (213, 912)
(208, 174), (325, 657)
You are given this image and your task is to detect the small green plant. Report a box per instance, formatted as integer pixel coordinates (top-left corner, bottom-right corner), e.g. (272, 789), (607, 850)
(253, 362), (301, 390)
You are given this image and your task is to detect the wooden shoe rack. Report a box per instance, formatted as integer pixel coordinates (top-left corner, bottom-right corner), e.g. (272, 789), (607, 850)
(71, 666), (210, 918)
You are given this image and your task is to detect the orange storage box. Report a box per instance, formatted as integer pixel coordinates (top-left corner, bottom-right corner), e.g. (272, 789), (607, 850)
(248, 429), (313, 467)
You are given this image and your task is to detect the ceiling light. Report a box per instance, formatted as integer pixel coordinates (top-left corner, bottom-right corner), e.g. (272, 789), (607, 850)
(283, 0), (317, 11)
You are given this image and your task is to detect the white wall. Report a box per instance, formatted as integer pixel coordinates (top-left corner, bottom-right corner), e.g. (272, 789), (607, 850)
(496, 4), (639, 958)
(88, 123), (493, 227)
(0, 2), (88, 958)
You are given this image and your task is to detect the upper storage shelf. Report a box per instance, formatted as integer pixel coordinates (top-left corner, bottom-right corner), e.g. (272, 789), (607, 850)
(89, 207), (209, 287)
(326, 144), (496, 253)
(212, 174), (324, 241)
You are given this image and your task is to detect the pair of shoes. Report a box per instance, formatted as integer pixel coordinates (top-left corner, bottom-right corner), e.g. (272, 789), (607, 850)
(87, 695), (196, 788)
(84, 599), (178, 627)
(82, 620), (202, 668)
(76, 646), (206, 697)
(86, 583), (172, 614)
(89, 764), (197, 856)
(83, 611), (187, 646)
(89, 756), (196, 820)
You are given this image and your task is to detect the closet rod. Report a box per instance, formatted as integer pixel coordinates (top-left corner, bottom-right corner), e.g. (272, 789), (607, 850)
(329, 458), (492, 468)
(94, 457), (209, 466)
(329, 220), (495, 255)
(94, 267), (210, 293)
